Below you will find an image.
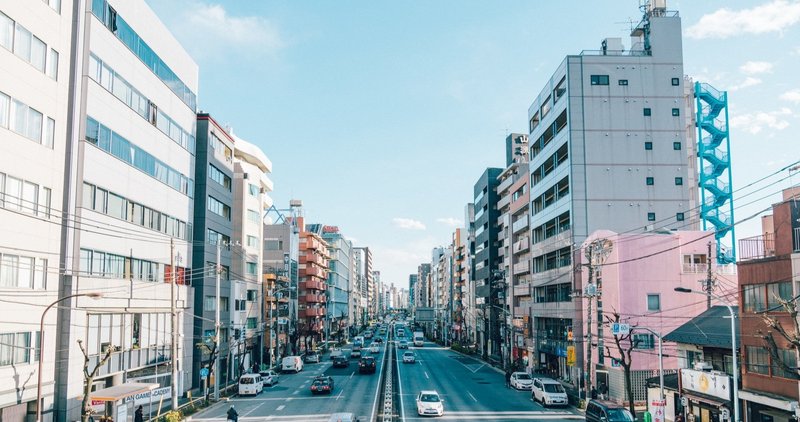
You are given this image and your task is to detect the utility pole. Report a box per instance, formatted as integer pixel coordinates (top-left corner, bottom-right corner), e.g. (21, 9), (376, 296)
(170, 238), (179, 410)
(214, 241), (221, 400)
(584, 238), (613, 401)
(584, 261), (595, 399)
(705, 241), (713, 309)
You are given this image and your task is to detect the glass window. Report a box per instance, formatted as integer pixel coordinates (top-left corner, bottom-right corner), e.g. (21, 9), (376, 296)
(673, 142), (682, 150)
(44, 118), (55, 148)
(675, 177), (683, 185)
(247, 209), (260, 224)
(13, 100), (28, 137)
(647, 212), (656, 221)
(540, 95), (552, 118)
(248, 184), (259, 197)
(746, 346), (769, 375)
(5, 176), (22, 210)
(247, 235), (258, 248)
(677, 212), (685, 221)
(618, 79), (628, 86)
(107, 192), (125, 219)
(743, 284), (766, 312)
(39, 187), (51, 218)
(0, 254), (19, 287)
(27, 107), (42, 143)
(22, 181), (38, 214)
(671, 78), (680, 86)
(590, 75), (609, 85)
(0, 13), (13, 50)
(18, 257), (33, 288)
(204, 296), (216, 311)
(0, 91), (9, 128)
(767, 281), (793, 309)
(14, 24), (32, 63)
(643, 108), (652, 117)
(672, 108), (680, 117)
(246, 262), (257, 275)
(553, 77), (566, 103)
(30, 35), (46, 72)
(644, 141), (652, 150)
(773, 348), (797, 379)
(633, 334), (655, 349)
(646, 177), (654, 186)
(647, 294), (660, 311)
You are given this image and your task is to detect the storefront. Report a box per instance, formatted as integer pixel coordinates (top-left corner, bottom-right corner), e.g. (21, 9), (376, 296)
(679, 369), (733, 422)
(740, 390), (797, 422)
(88, 382), (159, 422)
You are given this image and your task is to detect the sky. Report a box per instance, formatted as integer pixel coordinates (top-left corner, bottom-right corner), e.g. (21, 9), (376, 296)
(146, 0), (800, 289)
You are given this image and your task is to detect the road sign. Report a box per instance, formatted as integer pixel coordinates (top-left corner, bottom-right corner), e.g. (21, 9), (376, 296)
(200, 367), (209, 379)
(651, 399), (666, 422)
(611, 323), (630, 336)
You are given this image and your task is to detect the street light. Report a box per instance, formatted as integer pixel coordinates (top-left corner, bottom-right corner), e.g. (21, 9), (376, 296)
(37, 292), (103, 422)
(675, 287), (740, 422)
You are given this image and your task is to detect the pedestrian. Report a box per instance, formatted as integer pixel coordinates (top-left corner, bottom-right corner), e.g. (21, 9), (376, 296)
(227, 405), (238, 422)
(591, 386), (598, 400)
(675, 413), (685, 422)
(134, 405), (143, 422)
(505, 370), (512, 388)
(599, 382), (608, 400)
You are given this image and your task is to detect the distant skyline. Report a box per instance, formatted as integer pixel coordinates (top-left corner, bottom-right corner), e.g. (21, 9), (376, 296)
(147, 0), (800, 286)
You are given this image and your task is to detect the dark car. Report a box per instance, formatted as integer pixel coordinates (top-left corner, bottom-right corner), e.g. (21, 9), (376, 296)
(585, 400), (635, 422)
(332, 356), (349, 368)
(310, 375), (334, 394)
(374, 337), (383, 343)
(359, 356), (377, 374)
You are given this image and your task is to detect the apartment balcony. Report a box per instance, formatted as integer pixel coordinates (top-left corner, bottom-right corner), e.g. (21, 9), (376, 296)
(301, 280), (326, 291)
(303, 294), (325, 304)
(301, 237), (324, 251)
(497, 228), (508, 242)
(300, 266), (326, 278)
(497, 193), (512, 210)
(513, 260), (530, 275)
(300, 254), (325, 266)
(513, 236), (530, 254)
(512, 215), (529, 234)
(497, 174), (515, 194)
(738, 233), (775, 261)
(304, 307), (325, 317)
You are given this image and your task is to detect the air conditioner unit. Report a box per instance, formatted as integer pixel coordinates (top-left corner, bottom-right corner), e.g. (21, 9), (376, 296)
(693, 361), (713, 371)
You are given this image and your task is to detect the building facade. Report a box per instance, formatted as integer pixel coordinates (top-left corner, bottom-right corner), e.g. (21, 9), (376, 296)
(297, 218), (328, 350)
(322, 226), (352, 343)
(473, 167), (503, 361)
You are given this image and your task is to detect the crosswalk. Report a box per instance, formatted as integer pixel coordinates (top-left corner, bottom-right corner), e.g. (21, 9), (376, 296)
(190, 414), (333, 421)
(190, 410), (582, 421)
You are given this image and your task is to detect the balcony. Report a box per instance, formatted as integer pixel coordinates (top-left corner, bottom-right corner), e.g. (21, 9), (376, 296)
(513, 260), (530, 275)
(497, 194), (512, 210)
(738, 233), (775, 261)
(300, 254), (325, 266)
(497, 174), (515, 194)
(301, 280), (326, 291)
(513, 236), (530, 254)
(303, 294), (325, 303)
(304, 307), (325, 317)
(301, 266), (326, 278)
(512, 216), (529, 234)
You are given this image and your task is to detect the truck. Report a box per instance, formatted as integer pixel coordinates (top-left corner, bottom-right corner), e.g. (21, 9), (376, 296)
(413, 331), (424, 347)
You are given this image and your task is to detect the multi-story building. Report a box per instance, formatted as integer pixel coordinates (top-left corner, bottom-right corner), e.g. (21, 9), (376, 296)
(191, 113), (236, 389)
(372, 270), (381, 318)
(496, 133), (530, 367)
(416, 263), (431, 309)
(297, 218), (328, 351)
(462, 203), (477, 346)
(263, 200), (302, 359)
(525, 2), (697, 384)
(230, 133), (272, 375)
(55, 0), (199, 419)
(353, 247), (373, 322)
(322, 225), (352, 342)
(473, 167), (503, 360)
(408, 274), (418, 312)
(736, 187), (800, 421)
(0, 1), (72, 419)
(452, 228), (469, 343)
(351, 247), (364, 328)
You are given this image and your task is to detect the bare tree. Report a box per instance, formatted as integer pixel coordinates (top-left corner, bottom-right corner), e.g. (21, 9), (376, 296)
(601, 312), (640, 418)
(758, 296), (800, 379)
(77, 340), (116, 422)
(195, 336), (220, 399)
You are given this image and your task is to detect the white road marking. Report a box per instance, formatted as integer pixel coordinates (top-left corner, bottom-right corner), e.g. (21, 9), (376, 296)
(424, 371), (429, 379)
(467, 391), (478, 402)
(396, 343), (406, 422)
(276, 405), (285, 411)
(242, 403), (264, 417)
(292, 390), (299, 395)
(349, 371), (354, 379)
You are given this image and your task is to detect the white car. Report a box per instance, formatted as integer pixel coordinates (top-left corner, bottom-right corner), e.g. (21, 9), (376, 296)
(531, 378), (568, 407)
(370, 344), (380, 354)
(402, 351), (415, 363)
(510, 372), (533, 390)
(416, 390), (444, 416)
(259, 369), (280, 386)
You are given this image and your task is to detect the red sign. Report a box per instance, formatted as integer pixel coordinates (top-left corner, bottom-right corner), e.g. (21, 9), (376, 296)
(322, 226), (339, 233)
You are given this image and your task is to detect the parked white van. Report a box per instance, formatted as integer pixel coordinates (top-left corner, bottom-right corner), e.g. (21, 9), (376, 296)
(282, 355), (304, 373)
(238, 374), (263, 396)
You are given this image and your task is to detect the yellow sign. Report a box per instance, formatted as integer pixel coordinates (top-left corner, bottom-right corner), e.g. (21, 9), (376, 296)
(566, 346), (576, 366)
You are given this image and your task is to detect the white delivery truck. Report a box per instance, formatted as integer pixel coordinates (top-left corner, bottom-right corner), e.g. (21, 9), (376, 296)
(413, 331), (424, 347)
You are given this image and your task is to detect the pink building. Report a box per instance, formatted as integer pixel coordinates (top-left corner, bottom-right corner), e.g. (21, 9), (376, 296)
(579, 229), (737, 407)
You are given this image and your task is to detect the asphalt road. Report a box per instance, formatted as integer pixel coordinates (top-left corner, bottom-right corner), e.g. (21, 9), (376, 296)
(190, 343), (387, 421)
(396, 339), (584, 421)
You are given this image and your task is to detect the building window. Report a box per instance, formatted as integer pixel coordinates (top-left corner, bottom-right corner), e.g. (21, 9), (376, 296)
(646, 177), (654, 186)
(220, 297), (229, 312)
(248, 184), (259, 197)
(0, 332), (31, 365)
(590, 75), (609, 85)
(673, 142), (682, 150)
(618, 79), (628, 86)
(553, 76), (566, 103)
(633, 334), (655, 349)
(773, 348), (798, 379)
(246, 262), (257, 276)
(672, 108), (680, 116)
(247, 289), (257, 301)
(246, 318), (257, 329)
(674, 177), (683, 186)
(647, 294), (660, 311)
(208, 164), (231, 190)
(246, 235), (258, 248)
(644, 141), (653, 150)
(671, 77), (680, 86)
(643, 108), (652, 117)
(676, 213), (685, 221)
(247, 209), (260, 224)
(529, 112), (540, 133)
(743, 284), (766, 312)
(767, 281), (793, 309)
(746, 346), (769, 375)
(207, 196), (231, 220)
(207, 229), (230, 246)
(204, 296), (216, 311)
(647, 212), (656, 221)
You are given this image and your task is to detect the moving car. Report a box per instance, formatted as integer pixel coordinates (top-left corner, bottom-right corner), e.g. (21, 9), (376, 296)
(304, 351), (321, 363)
(374, 337), (383, 343)
(330, 348), (343, 360)
(397, 340), (409, 349)
(352, 346), (362, 358)
(327, 413), (355, 422)
(332, 355), (349, 368)
(238, 374), (263, 396)
(281, 356), (304, 373)
(416, 390), (444, 416)
(258, 369), (280, 386)
(402, 351), (415, 363)
(531, 378), (568, 407)
(364, 331), (374, 339)
(413, 331), (424, 347)
(510, 372), (533, 390)
(310, 375), (335, 394)
(359, 356), (377, 374)
(369, 343), (380, 354)
(585, 400), (635, 422)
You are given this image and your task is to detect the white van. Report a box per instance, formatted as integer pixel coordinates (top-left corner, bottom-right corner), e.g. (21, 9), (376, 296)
(282, 355), (304, 373)
(238, 373), (263, 396)
(531, 377), (568, 407)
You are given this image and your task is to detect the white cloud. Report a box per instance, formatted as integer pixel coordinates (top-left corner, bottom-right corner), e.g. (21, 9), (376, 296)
(739, 61), (774, 75)
(436, 217), (463, 227)
(780, 89), (800, 103)
(392, 218), (426, 231)
(730, 108), (792, 134)
(686, 0), (800, 39)
(729, 77), (763, 91)
(171, 2), (283, 59)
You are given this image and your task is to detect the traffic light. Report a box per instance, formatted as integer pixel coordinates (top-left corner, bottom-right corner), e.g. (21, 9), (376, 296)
(567, 326), (573, 341)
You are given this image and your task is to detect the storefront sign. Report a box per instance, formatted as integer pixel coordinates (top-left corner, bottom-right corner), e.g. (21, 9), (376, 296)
(681, 369), (731, 401)
(650, 399), (666, 422)
(566, 346), (575, 366)
(123, 387), (172, 407)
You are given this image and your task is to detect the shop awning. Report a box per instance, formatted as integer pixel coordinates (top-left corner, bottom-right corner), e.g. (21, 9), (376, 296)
(739, 389), (798, 412)
(683, 391), (729, 408)
(89, 383), (159, 402)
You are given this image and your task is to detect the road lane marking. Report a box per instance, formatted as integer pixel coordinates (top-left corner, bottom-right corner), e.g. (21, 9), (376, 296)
(242, 403), (264, 417)
(467, 391), (478, 402)
(336, 388), (344, 400)
(349, 371), (354, 379)
(424, 371), (429, 379)
(396, 342), (406, 422)
(276, 405), (285, 411)
(292, 390), (299, 395)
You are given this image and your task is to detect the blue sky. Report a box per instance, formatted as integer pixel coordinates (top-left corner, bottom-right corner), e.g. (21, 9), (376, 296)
(147, 0), (800, 287)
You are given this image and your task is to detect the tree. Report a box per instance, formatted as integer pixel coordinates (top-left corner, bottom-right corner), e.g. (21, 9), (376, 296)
(758, 296), (800, 380)
(601, 312), (640, 418)
(77, 340), (117, 422)
(195, 335), (220, 399)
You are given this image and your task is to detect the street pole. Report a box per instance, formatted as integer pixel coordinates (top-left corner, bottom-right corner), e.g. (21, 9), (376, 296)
(214, 241), (221, 400)
(585, 263), (594, 398)
(170, 238), (179, 411)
